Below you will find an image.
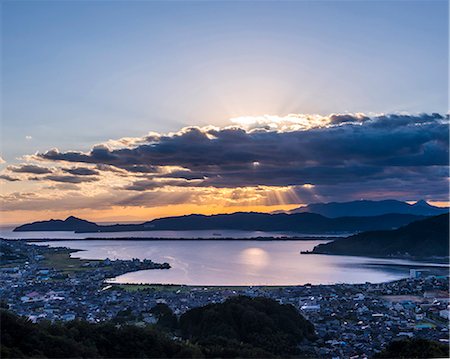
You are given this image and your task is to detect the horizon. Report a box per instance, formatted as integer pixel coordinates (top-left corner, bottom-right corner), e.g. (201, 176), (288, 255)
(3, 198), (448, 227)
(1, 1), (449, 225)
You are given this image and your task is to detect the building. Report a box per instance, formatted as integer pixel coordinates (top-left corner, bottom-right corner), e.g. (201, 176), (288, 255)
(409, 269), (430, 279)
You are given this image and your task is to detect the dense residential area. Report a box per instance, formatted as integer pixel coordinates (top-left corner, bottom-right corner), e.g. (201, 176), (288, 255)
(1, 239), (448, 358)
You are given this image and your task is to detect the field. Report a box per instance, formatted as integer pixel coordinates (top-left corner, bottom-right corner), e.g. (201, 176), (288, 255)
(41, 249), (101, 274)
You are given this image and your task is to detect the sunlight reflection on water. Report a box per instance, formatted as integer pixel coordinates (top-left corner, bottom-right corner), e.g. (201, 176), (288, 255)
(36, 239), (448, 286)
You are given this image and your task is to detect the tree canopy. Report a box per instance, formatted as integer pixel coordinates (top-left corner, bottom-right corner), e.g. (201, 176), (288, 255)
(0, 296), (316, 358)
(179, 296), (316, 357)
(375, 338), (449, 358)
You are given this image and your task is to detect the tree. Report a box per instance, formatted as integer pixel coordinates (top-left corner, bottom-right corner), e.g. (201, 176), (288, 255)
(375, 338), (449, 358)
(150, 303), (178, 331)
(179, 296), (316, 357)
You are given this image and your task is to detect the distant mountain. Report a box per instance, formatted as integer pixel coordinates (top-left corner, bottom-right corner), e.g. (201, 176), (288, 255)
(13, 216), (98, 232)
(14, 212), (426, 234)
(308, 213), (449, 258)
(138, 212), (424, 233)
(289, 199), (448, 218)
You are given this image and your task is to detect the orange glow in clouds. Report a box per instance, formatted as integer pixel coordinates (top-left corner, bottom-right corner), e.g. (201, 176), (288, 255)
(0, 203), (301, 226)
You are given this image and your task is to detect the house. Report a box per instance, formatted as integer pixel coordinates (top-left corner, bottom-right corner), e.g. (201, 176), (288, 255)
(20, 291), (45, 303)
(61, 313), (76, 321)
(439, 309), (449, 319)
(301, 304), (321, 311)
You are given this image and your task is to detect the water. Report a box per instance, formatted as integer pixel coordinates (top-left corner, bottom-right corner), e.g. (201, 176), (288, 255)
(37, 239), (448, 286)
(0, 227), (341, 240)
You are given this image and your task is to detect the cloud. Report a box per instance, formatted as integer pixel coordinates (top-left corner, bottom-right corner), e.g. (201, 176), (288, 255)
(44, 183), (80, 191)
(36, 113), (448, 189)
(8, 164), (53, 174)
(123, 178), (203, 191)
(0, 174), (20, 182)
(38, 175), (99, 184)
(2, 113), (448, 213)
(62, 167), (99, 176)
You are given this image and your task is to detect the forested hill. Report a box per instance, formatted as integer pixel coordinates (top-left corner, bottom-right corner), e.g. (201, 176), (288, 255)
(309, 213), (449, 258)
(1, 296), (316, 358)
(179, 296), (316, 356)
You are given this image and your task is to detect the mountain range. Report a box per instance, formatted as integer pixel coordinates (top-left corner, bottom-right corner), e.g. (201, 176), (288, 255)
(308, 213), (449, 258)
(287, 199), (448, 217)
(13, 200), (447, 235)
(15, 212), (425, 234)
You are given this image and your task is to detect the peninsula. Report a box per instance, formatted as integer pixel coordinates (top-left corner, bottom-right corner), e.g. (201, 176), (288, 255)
(306, 213), (449, 259)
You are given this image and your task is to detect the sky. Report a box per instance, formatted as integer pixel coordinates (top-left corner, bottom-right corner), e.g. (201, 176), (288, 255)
(0, 0), (449, 224)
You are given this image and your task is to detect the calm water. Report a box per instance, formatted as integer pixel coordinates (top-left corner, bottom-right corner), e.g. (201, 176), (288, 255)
(37, 239), (448, 286)
(0, 227), (341, 240)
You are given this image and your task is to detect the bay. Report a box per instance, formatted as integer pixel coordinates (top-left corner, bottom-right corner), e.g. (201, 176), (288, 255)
(0, 227), (340, 240)
(36, 239), (448, 286)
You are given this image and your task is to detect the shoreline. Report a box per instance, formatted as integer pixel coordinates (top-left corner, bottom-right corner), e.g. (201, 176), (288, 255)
(301, 250), (450, 265)
(20, 238), (449, 266)
(5, 238), (449, 287)
(12, 236), (337, 242)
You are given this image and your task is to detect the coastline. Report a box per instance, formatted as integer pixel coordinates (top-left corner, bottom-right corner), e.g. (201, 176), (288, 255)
(21, 236), (337, 242)
(301, 250), (450, 265)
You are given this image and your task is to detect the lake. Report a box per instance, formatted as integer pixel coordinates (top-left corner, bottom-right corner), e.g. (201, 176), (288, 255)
(36, 239), (448, 286)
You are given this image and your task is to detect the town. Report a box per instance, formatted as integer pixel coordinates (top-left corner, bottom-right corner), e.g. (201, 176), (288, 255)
(1, 239), (448, 358)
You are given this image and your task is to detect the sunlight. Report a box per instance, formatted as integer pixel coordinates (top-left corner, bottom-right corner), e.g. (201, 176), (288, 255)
(239, 247), (270, 270)
(229, 114), (330, 132)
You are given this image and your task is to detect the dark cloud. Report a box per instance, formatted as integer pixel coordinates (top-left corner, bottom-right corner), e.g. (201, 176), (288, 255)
(114, 191), (194, 207)
(0, 174), (20, 182)
(328, 113), (369, 124)
(9, 164), (52, 174)
(159, 170), (205, 181)
(28, 113), (450, 201)
(39, 114), (448, 166)
(123, 178), (200, 191)
(94, 164), (128, 174)
(44, 183), (80, 191)
(41, 175), (99, 184)
(121, 165), (159, 173)
(290, 173), (449, 204)
(62, 167), (99, 176)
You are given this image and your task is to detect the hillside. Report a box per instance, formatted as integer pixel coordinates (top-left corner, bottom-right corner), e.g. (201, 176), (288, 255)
(1, 296), (316, 358)
(14, 212), (426, 234)
(309, 213), (449, 258)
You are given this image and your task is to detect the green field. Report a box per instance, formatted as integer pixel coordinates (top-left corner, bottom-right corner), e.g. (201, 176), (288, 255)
(42, 249), (101, 274)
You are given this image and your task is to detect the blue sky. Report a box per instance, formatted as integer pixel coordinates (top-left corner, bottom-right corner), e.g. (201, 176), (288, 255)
(0, 1), (448, 223)
(2, 0), (448, 162)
